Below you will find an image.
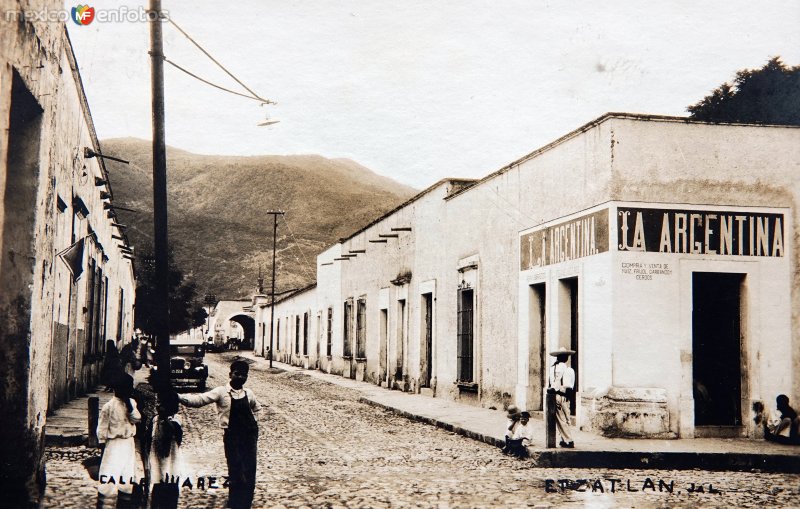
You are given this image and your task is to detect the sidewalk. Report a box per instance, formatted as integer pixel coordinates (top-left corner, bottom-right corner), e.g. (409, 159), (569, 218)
(45, 369), (149, 446)
(242, 353), (800, 473)
(46, 354), (800, 472)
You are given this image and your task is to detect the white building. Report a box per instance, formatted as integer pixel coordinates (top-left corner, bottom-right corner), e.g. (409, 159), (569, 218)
(256, 113), (799, 440)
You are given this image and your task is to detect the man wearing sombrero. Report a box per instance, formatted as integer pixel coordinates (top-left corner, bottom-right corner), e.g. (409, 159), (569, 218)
(547, 346), (575, 448)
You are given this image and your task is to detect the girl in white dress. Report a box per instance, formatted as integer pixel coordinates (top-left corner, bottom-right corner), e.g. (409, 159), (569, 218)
(97, 373), (141, 508)
(148, 390), (185, 509)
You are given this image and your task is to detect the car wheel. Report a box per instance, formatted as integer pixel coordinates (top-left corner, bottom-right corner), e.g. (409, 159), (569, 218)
(197, 381), (206, 392)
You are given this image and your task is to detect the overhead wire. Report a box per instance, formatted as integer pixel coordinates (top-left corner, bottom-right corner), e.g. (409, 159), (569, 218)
(166, 18), (275, 105)
(279, 214), (317, 282)
(162, 57), (268, 103)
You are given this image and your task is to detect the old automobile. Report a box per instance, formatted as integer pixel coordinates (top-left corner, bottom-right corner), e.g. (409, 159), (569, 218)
(153, 338), (208, 391)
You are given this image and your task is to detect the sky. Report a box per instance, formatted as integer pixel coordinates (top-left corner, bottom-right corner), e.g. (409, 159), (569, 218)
(65, 0), (800, 189)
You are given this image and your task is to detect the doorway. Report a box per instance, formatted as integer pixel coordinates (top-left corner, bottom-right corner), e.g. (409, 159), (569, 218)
(692, 272), (744, 427)
(527, 284), (546, 411)
(559, 277), (579, 415)
(420, 293), (433, 388)
(379, 308), (388, 385)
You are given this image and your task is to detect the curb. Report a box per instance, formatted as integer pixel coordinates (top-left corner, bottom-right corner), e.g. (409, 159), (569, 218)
(359, 397), (504, 448)
(45, 432), (87, 447)
(528, 450), (800, 473)
(358, 397), (800, 474)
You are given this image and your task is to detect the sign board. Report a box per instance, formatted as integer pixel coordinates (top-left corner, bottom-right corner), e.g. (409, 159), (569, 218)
(520, 209), (609, 270)
(617, 207), (785, 257)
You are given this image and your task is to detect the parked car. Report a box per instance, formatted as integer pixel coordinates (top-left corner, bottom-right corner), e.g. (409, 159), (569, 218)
(152, 339), (208, 391)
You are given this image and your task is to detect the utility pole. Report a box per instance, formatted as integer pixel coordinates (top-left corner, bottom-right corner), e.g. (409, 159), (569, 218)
(265, 211), (284, 367)
(149, 0), (170, 381)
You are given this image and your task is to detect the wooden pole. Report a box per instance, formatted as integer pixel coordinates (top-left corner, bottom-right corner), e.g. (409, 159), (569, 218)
(265, 211), (284, 367)
(149, 0), (171, 381)
(546, 391), (557, 448)
(87, 396), (99, 447)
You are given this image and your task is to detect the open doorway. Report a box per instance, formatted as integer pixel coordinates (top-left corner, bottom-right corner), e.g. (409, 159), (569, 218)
(559, 277), (579, 415)
(692, 272), (744, 427)
(420, 293), (433, 388)
(527, 284), (546, 412)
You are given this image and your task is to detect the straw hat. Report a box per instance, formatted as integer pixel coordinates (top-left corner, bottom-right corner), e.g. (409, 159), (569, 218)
(549, 346), (576, 357)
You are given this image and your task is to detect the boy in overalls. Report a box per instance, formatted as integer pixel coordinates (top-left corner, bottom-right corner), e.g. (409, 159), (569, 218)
(180, 360), (261, 508)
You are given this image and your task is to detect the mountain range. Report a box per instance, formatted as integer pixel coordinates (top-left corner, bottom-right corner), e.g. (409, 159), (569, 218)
(101, 138), (417, 300)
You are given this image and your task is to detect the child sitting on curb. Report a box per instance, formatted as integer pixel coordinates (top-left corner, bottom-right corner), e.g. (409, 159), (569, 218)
(501, 405), (521, 455)
(509, 411), (534, 458)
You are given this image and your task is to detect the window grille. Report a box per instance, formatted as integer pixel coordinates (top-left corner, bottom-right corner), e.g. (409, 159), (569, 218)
(303, 312), (309, 355)
(326, 307), (333, 356)
(356, 298), (367, 358)
(457, 288), (474, 382)
(343, 299), (353, 357)
(295, 315), (300, 354)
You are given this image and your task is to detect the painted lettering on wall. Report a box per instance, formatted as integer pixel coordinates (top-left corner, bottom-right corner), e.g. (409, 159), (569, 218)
(520, 209), (609, 270)
(620, 262), (673, 281)
(617, 207), (784, 257)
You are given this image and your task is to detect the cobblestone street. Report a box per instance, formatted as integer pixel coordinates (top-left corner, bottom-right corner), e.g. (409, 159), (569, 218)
(43, 353), (800, 508)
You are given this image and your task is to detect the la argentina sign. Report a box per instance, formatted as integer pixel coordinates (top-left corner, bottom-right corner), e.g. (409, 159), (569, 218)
(520, 205), (785, 270)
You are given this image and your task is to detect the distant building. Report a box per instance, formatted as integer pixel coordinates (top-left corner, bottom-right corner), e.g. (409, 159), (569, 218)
(255, 113), (799, 441)
(0, 12), (135, 505)
(208, 299), (255, 348)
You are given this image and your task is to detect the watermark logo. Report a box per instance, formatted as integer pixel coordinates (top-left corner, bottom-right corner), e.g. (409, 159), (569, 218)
(71, 5), (95, 26)
(5, 6), (167, 24)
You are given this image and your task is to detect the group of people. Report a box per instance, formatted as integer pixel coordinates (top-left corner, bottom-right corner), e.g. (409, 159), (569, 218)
(96, 354), (262, 509)
(501, 346), (577, 457)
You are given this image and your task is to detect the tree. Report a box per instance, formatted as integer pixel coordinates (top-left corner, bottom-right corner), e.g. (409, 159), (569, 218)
(687, 57), (800, 125)
(134, 249), (207, 335)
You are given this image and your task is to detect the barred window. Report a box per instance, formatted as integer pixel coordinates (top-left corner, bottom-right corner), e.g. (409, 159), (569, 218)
(295, 315), (300, 354)
(356, 298), (367, 358)
(457, 288), (474, 383)
(343, 299), (353, 357)
(303, 312), (309, 355)
(326, 307), (333, 356)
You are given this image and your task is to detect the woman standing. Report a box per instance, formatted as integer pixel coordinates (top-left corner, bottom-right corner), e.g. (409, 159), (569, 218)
(96, 373), (141, 508)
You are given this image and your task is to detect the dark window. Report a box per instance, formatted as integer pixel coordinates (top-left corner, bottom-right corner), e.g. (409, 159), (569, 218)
(116, 288), (125, 343)
(85, 258), (97, 358)
(396, 299), (406, 379)
(276, 318), (280, 351)
(326, 307), (333, 356)
(303, 312), (309, 355)
(457, 288), (474, 382)
(356, 298), (366, 358)
(295, 315), (300, 354)
(343, 299), (353, 357)
(101, 276), (109, 348)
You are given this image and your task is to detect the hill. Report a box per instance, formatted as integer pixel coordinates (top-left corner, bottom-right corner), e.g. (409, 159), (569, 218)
(101, 138), (417, 300)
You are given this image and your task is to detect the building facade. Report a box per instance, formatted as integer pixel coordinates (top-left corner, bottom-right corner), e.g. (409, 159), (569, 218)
(0, 9), (136, 504)
(258, 114), (799, 443)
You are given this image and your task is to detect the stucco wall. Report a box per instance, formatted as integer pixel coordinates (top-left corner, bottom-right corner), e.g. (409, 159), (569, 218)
(0, 8), (136, 504)
(261, 115), (798, 435)
(607, 118), (800, 405)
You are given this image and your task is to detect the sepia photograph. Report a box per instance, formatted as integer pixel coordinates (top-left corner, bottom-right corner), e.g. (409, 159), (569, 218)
(1, 1), (799, 507)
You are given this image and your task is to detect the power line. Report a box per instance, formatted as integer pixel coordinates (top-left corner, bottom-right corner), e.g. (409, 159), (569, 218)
(163, 57), (267, 103)
(166, 18), (275, 105)
(279, 214), (317, 281)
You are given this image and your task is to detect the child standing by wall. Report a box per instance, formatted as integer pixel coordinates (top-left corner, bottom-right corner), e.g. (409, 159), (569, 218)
(96, 373), (141, 508)
(149, 390), (185, 509)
